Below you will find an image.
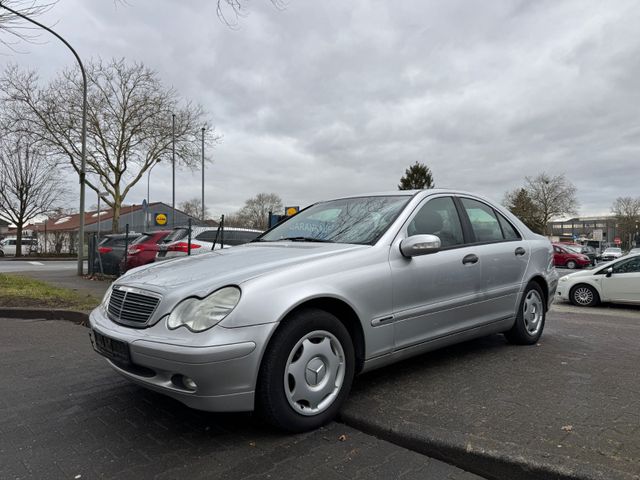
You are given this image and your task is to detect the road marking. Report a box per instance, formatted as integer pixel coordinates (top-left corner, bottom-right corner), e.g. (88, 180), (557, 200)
(28, 261), (45, 266)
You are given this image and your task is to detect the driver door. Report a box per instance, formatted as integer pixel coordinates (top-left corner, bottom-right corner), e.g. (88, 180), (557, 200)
(390, 196), (483, 350)
(602, 256), (640, 302)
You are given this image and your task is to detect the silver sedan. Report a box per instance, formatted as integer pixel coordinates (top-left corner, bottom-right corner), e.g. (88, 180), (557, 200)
(89, 190), (557, 432)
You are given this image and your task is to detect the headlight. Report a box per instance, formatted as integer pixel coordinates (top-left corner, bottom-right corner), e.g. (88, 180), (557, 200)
(167, 286), (241, 332)
(100, 287), (112, 314)
(559, 276), (568, 282)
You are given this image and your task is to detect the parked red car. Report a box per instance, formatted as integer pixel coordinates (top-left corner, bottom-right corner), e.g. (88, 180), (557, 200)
(552, 243), (591, 269)
(121, 230), (171, 272)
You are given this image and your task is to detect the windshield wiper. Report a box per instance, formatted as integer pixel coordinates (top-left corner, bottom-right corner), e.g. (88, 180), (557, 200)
(278, 237), (334, 243)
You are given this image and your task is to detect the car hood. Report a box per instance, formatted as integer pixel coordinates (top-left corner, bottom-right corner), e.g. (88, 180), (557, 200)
(116, 242), (368, 296)
(563, 269), (595, 281)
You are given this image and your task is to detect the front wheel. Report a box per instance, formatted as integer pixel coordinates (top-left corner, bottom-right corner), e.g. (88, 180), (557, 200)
(257, 308), (355, 432)
(570, 284), (600, 307)
(566, 260), (577, 269)
(505, 282), (546, 345)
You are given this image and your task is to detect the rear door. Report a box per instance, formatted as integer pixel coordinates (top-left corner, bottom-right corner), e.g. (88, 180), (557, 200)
(457, 197), (530, 321)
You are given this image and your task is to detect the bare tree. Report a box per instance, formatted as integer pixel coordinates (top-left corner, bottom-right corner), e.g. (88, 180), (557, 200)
(215, 0), (286, 26)
(0, 134), (66, 256)
(179, 198), (210, 221)
(0, 0), (56, 50)
(1, 59), (218, 232)
(236, 193), (283, 230)
(611, 196), (640, 249)
(524, 173), (578, 235)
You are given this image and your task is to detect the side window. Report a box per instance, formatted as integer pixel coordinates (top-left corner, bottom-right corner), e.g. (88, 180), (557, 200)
(554, 246), (562, 254)
(407, 197), (464, 248)
(461, 198), (503, 243)
(195, 230), (220, 243)
(497, 213), (520, 240)
(612, 257), (640, 274)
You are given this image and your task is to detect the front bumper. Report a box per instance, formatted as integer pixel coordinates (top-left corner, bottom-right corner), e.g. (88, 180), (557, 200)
(89, 307), (277, 412)
(555, 282), (571, 302)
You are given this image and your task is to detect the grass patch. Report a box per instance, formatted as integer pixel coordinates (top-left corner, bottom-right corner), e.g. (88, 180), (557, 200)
(0, 273), (100, 311)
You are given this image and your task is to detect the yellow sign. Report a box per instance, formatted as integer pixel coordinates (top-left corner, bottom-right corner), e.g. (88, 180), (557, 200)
(286, 206), (299, 216)
(155, 213), (168, 226)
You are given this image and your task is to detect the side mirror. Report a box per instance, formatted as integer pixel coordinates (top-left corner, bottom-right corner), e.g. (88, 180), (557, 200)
(400, 234), (441, 258)
(606, 267), (613, 278)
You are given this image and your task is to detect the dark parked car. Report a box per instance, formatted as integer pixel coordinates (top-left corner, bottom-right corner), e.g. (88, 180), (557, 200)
(120, 230), (171, 272)
(95, 233), (141, 275)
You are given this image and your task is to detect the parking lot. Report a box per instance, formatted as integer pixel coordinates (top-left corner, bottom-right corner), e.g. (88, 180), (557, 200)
(1, 301), (638, 479)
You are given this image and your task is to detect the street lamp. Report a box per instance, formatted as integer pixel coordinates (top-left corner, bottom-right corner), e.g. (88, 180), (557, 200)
(0, 2), (88, 276)
(96, 191), (108, 240)
(172, 113), (176, 228)
(201, 126), (205, 221)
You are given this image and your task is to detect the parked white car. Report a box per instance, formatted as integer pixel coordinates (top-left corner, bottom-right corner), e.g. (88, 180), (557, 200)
(156, 227), (262, 260)
(600, 247), (623, 262)
(0, 237), (38, 256)
(556, 253), (640, 306)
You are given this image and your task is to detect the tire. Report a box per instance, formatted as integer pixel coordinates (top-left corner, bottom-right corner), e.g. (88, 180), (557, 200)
(257, 308), (355, 432)
(0, 250), (4, 257)
(569, 284), (600, 307)
(566, 260), (577, 269)
(504, 282), (546, 345)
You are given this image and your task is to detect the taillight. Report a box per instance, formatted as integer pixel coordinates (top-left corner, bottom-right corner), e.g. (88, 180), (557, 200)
(167, 242), (201, 253)
(128, 244), (145, 255)
(98, 247), (112, 254)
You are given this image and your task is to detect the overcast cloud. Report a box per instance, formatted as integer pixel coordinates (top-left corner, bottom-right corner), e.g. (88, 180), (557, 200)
(5, 0), (640, 218)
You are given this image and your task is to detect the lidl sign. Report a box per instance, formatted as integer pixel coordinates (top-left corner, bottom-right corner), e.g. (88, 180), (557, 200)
(155, 213), (168, 226)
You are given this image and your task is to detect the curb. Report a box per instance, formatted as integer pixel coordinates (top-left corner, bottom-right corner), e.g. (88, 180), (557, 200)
(0, 308), (89, 326)
(339, 411), (638, 480)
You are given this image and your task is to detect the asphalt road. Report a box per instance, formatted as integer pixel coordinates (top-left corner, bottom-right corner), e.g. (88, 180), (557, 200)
(0, 259), (82, 273)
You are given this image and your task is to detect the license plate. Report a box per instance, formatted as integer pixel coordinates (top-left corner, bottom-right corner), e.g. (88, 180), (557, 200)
(91, 330), (131, 365)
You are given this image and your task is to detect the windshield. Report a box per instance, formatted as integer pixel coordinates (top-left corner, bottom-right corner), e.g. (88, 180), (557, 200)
(564, 245), (582, 254)
(259, 195), (410, 245)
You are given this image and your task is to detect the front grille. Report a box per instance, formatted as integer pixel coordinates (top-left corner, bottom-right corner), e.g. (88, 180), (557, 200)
(107, 286), (161, 327)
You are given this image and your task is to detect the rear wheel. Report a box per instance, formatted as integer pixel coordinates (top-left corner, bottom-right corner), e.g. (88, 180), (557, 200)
(570, 284), (600, 307)
(505, 282), (546, 345)
(257, 308), (355, 432)
(566, 260), (577, 269)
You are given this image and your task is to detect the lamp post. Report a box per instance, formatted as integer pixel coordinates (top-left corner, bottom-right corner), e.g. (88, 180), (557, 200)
(172, 113), (176, 228)
(201, 126), (205, 221)
(0, 2), (88, 276)
(96, 191), (108, 240)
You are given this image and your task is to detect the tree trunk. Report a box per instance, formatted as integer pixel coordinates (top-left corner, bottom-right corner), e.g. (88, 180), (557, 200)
(15, 225), (23, 257)
(112, 201), (121, 233)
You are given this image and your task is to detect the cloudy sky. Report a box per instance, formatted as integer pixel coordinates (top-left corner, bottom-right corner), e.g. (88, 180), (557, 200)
(5, 0), (640, 218)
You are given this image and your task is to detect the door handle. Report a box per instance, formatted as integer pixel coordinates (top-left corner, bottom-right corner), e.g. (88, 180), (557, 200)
(515, 247), (526, 256)
(462, 254), (479, 265)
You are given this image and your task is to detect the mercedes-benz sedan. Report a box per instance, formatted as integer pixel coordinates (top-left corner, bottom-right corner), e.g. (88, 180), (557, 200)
(89, 190), (557, 432)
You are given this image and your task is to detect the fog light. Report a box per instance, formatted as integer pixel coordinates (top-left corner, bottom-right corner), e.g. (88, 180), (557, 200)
(183, 376), (197, 391)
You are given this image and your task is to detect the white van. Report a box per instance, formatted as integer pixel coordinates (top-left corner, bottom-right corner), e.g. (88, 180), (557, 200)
(0, 237), (38, 256)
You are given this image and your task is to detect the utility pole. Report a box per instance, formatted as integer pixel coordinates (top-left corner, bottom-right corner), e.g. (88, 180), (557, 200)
(0, 3), (89, 276)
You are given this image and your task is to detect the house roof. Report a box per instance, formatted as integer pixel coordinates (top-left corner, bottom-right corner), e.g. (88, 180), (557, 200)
(25, 202), (163, 232)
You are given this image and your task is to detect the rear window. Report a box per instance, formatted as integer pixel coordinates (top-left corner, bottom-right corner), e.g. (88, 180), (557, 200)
(131, 234), (152, 245)
(163, 228), (190, 243)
